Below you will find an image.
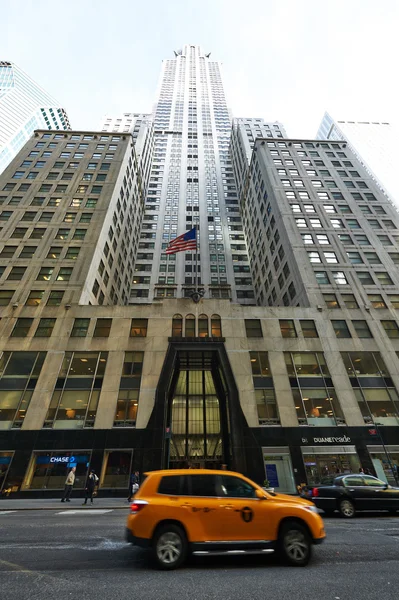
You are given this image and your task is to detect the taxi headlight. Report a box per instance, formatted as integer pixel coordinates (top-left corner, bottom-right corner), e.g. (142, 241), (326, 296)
(304, 505), (320, 513)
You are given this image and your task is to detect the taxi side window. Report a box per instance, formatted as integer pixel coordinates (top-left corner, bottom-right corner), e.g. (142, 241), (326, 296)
(158, 475), (181, 495)
(219, 475), (256, 498)
(343, 476), (364, 487)
(363, 475), (386, 487)
(188, 475), (218, 497)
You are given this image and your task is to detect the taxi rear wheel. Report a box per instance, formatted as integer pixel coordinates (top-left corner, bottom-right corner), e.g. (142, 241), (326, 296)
(152, 524), (188, 570)
(278, 521), (311, 566)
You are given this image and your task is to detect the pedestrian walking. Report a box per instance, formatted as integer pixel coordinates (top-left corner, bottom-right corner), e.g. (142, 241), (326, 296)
(83, 469), (99, 505)
(128, 470), (140, 502)
(61, 467), (76, 502)
(359, 467), (365, 474)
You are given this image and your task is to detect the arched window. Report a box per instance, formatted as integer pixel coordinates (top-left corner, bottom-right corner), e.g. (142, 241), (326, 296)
(198, 314), (209, 338)
(211, 315), (222, 338)
(185, 314), (195, 338)
(172, 314), (183, 337)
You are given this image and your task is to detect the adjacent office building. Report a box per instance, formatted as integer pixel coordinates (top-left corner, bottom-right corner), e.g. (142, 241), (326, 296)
(1, 48), (399, 498)
(317, 112), (399, 209)
(0, 61), (71, 175)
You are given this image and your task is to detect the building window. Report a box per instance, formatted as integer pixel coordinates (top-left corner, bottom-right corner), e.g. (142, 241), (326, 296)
(333, 271), (348, 285)
(341, 352), (399, 426)
(381, 321), (399, 339)
(323, 293), (339, 308)
(353, 320), (373, 339)
(331, 320), (352, 338)
(0, 290), (14, 306)
(249, 351), (271, 376)
(185, 314), (196, 337)
(314, 271), (330, 284)
(7, 267), (26, 281)
(11, 318), (33, 338)
(211, 315), (222, 337)
(341, 293), (358, 308)
(34, 318), (56, 337)
(47, 291), (64, 306)
(368, 294), (387, 309)
(255, 389), (279, 425)
(56, 267), (73, 281)
(93, 318), (112, 338)
(375, 272), (394, 286)
(279, 319), (297, 338)
(388, 295), (399, 309)
(172, 314), (183, 337)
(245, 319), (263, 338)
(70, 318), (90, 338)
(114, 352), (144, 428)
(285, 352), (344, 426)
(198, 314), (209, 337)
(0, 351), (46, 429)
(130, 319), (148, 337)
(37, 267), (53, 281)
(300, 320), (318, 338)
(44, 351), (108, 429)
(357, 271), (374, 285)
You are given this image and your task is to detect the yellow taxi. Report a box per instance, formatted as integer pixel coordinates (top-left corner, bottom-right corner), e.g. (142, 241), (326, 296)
(126, 469), (325, 569)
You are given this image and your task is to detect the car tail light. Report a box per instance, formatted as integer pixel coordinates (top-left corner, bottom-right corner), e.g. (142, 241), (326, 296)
(312, 487), (319, 497)
(130, 500), (148, 514)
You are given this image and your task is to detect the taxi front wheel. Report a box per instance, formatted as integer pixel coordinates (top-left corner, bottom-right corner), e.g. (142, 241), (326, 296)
(277, 521), (312, 566)
(152, 524), (188, 570)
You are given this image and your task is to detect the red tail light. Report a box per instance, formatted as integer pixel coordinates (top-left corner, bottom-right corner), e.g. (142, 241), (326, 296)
(312, 487), (319, 497)
(130, 500), (148, 514)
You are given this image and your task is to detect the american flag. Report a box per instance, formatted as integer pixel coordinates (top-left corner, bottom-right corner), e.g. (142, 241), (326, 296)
(166, 227), (197, 255)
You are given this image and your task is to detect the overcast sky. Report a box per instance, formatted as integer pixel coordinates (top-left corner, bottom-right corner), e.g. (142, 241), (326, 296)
(3, 0), (399, 137)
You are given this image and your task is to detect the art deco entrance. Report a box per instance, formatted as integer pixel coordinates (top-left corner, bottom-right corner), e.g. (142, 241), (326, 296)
(166, 351), (230, 469)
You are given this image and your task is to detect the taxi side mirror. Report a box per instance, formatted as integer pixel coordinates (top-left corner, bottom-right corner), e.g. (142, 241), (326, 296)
(256, 489), (267, 500)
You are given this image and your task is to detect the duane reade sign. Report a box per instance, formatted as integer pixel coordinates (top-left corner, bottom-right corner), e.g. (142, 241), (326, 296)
(302, 436), (351, 444)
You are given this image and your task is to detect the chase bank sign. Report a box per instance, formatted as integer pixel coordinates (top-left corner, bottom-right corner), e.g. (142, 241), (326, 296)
(50, 456), (75, 463)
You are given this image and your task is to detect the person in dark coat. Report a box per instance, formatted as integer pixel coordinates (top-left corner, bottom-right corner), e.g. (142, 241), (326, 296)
(128, 471), (140, 502)
(83, 469), (99, 505)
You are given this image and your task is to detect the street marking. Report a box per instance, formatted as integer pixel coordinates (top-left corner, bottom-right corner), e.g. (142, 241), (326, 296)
(0, 511), (17, 515)
(57, 509), (113, 515)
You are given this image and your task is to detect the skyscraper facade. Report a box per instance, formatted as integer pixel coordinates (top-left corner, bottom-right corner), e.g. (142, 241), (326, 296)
(1, 48), (399, 498)
(316, 112), (399, 209)
(0, 61), (71, 175)
(127, 45), (254, 304)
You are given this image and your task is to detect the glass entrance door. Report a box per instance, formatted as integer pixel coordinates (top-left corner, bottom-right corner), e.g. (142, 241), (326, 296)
(168, 351), (226, 468)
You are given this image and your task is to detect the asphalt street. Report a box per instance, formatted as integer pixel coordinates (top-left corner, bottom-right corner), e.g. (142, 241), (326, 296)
(0, 509), (399, 600)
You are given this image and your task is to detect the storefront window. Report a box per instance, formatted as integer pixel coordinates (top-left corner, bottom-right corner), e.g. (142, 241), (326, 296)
(100, 450), (132, 488)
(23, 451), (91, 490)
(263, 447), (296, 493)
(0, 452), (14, 494)
(302, 446), (360, 485)
(342, 352), (399, 425)
(114, 352), (143, 427)
(368, 445), (399, 485)
(44, 352), (108, 429)
(0, 352), (46, 429)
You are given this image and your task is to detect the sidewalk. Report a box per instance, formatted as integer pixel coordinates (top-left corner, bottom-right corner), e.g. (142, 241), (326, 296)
(0, 498), (131, 511)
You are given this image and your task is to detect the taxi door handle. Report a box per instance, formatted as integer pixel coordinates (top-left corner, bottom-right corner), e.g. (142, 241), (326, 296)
(220, 504), (234, 509)
(181, 503), (192, 508)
